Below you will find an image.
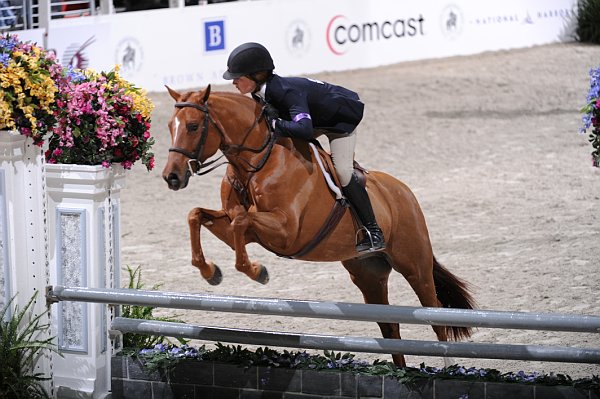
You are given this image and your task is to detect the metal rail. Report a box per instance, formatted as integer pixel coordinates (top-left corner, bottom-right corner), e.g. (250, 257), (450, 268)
(47, 286), (600, 333)
(112, 317), (600, 363)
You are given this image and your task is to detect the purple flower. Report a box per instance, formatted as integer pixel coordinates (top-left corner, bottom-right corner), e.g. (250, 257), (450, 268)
(170, 347), (183, 357)
(66, 66), (87, 83)
(0, 53), (9, 67)
(0, 35), (18, 52)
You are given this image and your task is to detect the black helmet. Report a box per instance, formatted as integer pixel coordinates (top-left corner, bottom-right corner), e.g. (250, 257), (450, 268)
(223, 42), (274, 80)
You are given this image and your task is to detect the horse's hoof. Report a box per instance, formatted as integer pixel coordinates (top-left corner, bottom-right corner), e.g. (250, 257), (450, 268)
(206, 265), (223, 286)
(256, 266), (269, 285)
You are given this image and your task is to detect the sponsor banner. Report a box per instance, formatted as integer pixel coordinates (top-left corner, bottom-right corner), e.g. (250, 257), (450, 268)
(47, 20), (112, 71)
(45, 0), (576, 92)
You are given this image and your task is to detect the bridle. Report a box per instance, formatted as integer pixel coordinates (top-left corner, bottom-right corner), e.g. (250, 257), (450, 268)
(169, 100), (277, 176)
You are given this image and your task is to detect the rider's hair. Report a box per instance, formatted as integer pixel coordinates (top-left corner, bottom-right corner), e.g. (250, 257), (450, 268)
(249, 70), (272, 87)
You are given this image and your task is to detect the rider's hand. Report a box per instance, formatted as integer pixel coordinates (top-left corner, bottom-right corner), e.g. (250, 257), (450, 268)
(264, 104), (279, 120)
(264, 104), (280, 132)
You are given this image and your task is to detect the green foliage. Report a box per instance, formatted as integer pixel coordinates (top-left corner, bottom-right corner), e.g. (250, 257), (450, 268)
(576, 0), (600, 44)
(133, 344), (600, 391)
(0, 292), (59, 399)
(120, 265), (187, 349)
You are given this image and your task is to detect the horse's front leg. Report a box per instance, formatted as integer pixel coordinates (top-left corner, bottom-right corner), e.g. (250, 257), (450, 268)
(187, 207), (234, 285)
(229, 205), (270, 284)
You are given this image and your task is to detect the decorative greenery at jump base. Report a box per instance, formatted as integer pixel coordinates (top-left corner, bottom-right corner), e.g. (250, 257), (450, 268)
(126, 343), (600, 391)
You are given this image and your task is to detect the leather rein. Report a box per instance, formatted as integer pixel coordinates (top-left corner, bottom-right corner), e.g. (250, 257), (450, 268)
(169, 101), (277, 177)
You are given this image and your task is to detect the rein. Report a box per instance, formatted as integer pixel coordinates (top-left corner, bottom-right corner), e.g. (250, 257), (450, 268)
(169, 100), (277, 177)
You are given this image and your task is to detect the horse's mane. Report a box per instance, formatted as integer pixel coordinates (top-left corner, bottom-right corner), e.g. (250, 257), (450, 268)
(179, 89), (255, 106)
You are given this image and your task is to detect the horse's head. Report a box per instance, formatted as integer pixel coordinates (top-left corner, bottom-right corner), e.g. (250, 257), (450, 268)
(162, 85), (223, 190)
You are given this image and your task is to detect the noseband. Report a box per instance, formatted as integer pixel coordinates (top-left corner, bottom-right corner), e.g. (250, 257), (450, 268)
(169, 100), (278, 176)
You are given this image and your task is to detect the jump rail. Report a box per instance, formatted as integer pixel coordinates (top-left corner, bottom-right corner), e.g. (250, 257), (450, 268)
(46, 285), (600, 363)
(47, 285), (600, 332)
(112, 317), (600, 363)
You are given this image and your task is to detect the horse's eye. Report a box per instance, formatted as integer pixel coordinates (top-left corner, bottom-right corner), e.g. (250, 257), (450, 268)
(187, 123), (199, 132)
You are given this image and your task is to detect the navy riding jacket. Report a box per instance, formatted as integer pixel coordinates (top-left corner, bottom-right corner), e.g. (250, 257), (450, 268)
(257, 74), (364, 139)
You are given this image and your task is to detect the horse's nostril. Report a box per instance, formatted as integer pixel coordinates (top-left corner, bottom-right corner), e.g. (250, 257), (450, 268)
(167, 173), (179, 182)
(165, 173), (180, 188)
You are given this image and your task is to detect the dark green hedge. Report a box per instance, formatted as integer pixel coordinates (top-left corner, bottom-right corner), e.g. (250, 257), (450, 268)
(576, 0), (600, 44)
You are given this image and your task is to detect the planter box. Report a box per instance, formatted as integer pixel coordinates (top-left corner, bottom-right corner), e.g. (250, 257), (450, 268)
(111, 355), (597, 399)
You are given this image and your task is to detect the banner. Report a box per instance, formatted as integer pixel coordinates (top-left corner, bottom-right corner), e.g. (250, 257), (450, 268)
(44, 0), (577, 92)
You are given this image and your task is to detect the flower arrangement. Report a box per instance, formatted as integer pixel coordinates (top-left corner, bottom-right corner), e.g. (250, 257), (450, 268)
(580, 67), (600, 167)
(45, 66), (155, 170)
(0, 33), (63, 146)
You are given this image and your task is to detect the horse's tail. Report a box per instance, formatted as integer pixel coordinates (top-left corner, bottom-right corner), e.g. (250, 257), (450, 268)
(433, 255), (476, 341)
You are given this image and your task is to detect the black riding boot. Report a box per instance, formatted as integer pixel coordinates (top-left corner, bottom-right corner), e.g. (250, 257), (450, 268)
(342, 173), (385, 252)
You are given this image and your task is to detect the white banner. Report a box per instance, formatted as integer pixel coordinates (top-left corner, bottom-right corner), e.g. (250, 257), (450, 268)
(43, 0), (577, 92)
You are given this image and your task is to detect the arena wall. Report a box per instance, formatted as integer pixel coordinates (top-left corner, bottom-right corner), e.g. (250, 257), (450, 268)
(12, 0), (578, 92)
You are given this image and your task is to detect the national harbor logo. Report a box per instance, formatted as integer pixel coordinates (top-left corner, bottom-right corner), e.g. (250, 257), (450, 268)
(286, 20), (310, 57)
(440, 4), (464, 40)
(460, 6), (575, 28)
(115, 37), (144, 77)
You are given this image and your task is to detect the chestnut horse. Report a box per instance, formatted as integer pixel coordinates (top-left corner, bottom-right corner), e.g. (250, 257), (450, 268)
(162, 85), (475, 367)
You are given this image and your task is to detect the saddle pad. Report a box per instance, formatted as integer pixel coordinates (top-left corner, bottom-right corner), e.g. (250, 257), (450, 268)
(308, 142), (368, 196)
(309, 142), (343, 199)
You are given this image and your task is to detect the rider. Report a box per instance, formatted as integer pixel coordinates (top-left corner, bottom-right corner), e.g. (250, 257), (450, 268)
(222, 42), (385, 253)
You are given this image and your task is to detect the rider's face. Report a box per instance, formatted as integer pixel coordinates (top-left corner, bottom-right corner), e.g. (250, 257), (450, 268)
(232, 76), (256, 95)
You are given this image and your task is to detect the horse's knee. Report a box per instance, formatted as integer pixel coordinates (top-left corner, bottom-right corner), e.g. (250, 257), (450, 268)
(231, 208), (249, 229)
(188, 208), (203, 226)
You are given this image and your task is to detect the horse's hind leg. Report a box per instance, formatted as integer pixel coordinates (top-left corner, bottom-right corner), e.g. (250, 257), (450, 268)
(342, 256), (407, 367)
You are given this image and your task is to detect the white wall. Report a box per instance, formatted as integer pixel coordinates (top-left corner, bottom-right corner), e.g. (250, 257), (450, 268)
(18, 0), (578, 92)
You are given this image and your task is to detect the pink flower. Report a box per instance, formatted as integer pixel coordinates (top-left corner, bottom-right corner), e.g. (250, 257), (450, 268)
(122, 160), (133, 169)
(148, 156), (155, 170)
(52, 148), (62, 156)
(101, 161), (110, 168)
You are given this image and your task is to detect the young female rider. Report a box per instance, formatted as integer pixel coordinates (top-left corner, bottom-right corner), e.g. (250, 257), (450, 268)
(222, 42), (385, 252)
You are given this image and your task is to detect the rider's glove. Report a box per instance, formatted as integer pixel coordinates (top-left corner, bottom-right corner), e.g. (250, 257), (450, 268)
(264, 104), (279, 132)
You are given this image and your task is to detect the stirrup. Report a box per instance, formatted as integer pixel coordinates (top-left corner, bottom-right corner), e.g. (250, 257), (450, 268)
(355, 227), (385, 253)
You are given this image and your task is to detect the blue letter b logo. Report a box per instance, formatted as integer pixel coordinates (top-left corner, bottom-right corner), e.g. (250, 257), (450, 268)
(205, 20), (225, 52)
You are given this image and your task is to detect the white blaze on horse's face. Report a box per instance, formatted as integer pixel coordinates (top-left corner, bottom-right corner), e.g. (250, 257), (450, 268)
(173, 115), (181, 143)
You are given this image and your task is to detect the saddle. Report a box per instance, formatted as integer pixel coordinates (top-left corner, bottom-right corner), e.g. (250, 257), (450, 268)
(276, 140), (367, 259)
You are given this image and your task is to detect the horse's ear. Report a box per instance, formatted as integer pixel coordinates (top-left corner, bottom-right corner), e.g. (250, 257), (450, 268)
(165, 85), (181, 101)
(202, 84), (211, 103)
